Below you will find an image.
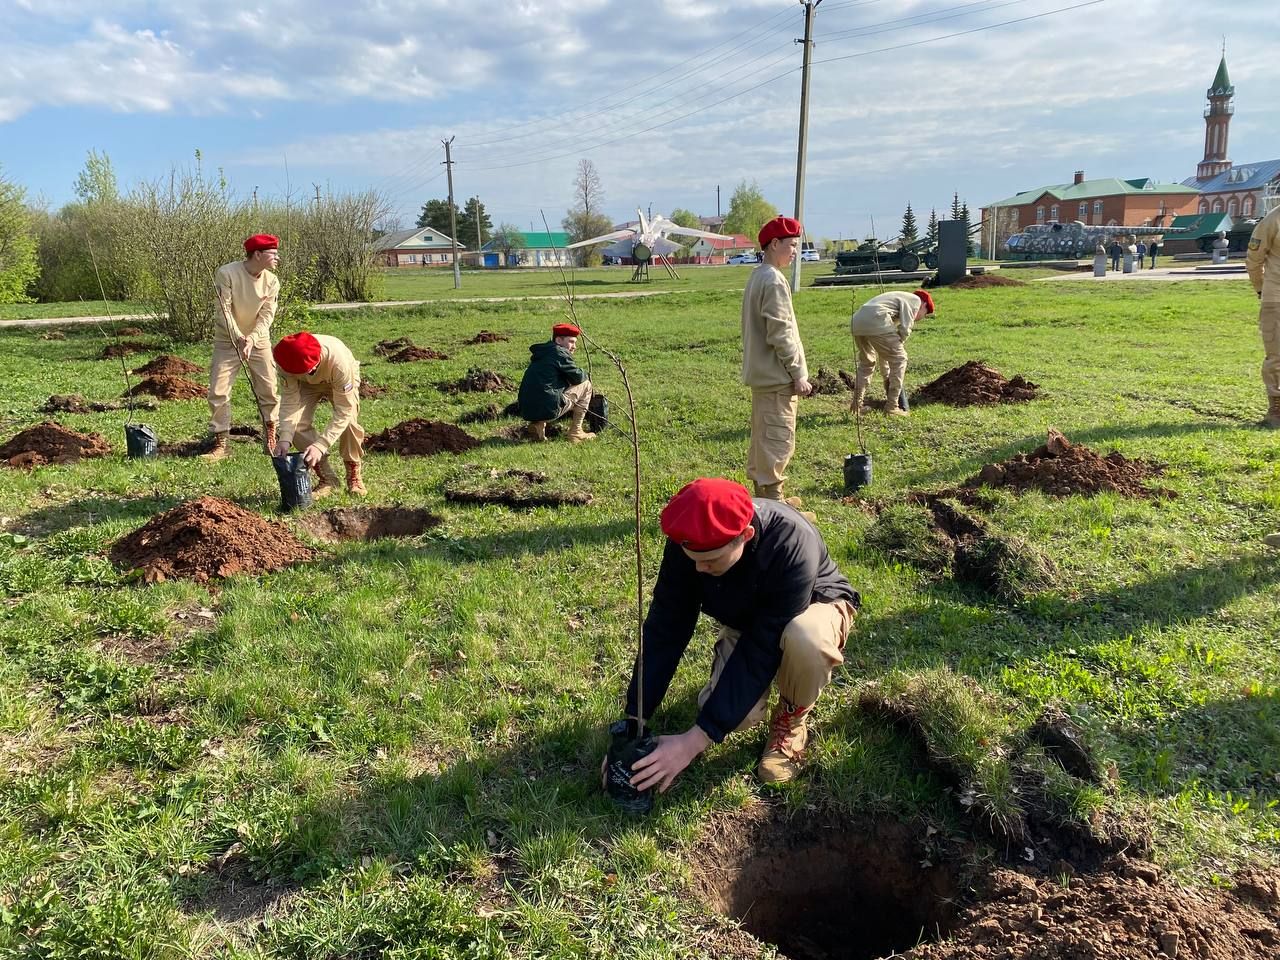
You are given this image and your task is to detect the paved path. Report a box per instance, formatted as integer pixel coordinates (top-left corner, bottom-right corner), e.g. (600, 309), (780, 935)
(1035, 266), (1249, 283)
(0, 289), (678, 329)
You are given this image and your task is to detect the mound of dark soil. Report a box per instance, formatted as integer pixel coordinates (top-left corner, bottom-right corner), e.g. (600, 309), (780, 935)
(133, 355), (201, 377)
(373, 337), (414, 357)
(359, 379), (387, 399)
(126, 375), (206, 401)
(39, 394), (157, 414)
(810, 367), (852, 395)
(968, 429), (1170, 498)
(948, 273), (1027, 289)
(906, 860), (1280, 960)
(915, 360), (1039, 406)
(441, 368), (515, 393)
(117, 326), (145, 336)
(388, 346), (449, 363)
(0, 422), (112, 468)
(100, 341), (149, 359)
(367, 419), (480, 456)
(299, 507), (441, 542)
(464, 330), (509, 344)
(443, 468), (591, 508)
(109, 496), (313, 583)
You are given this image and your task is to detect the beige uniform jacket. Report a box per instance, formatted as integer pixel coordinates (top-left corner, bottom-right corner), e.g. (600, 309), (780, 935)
(850, 291), (921, 340)
(1247, 206), (1280, 303)
(214, 261), (279, 341)
(277, 335), (361, 453)
(741, 263), (808, 388)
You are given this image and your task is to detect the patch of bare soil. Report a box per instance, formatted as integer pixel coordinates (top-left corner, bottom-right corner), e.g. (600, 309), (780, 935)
(299, 506), (441, 542)
(915, 360), (1039, 406)
(181, 857), (299, 934)
(126, 375), (206, 401)
(440, 368), (515, 393)
(359, 379), (387, 399)
(810, 366), (853, 395)
(948, 273), (1027, 289)
(109, 496), (313, 583)
(906, 860), (1280, 960)
(100, 341), (150, 359)
(459, 402), (512, 424)
(96, 632), (175, 665)
(967, 429), (1171, 499)
(367, 418), (480, 456)
(117, 326), (145, 336)
(0, 421), (112, 468)
(388, 345), (450, 362)
(373, 336), (415, 357)
(39, 394), (157, 414)
(464, 330), (510, 344)
(443, 468), (591, 508)
(159, 425), (261, 458)
(132, 354), (201, 377)
(692, 805), (962, 960)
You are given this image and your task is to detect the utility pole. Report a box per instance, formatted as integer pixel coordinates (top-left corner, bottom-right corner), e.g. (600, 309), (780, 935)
(473, 197), (484, 255)
(313, 183), (322, 205)
(716, 185), (721, 219)
(442, 137), (461, 289)
(790, 0), (823, 293)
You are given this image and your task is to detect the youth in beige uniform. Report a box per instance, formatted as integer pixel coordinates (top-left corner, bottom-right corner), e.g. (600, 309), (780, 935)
(273, 333), (367, 496)
(742, 216), (811, 501)
(207, 235), (282, 458)
(1247, 205), (1280, 428)
(848, 290), (930, 417)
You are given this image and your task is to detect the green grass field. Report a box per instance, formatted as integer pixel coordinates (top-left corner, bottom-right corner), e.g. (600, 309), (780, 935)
(1, 276), (1277, 958)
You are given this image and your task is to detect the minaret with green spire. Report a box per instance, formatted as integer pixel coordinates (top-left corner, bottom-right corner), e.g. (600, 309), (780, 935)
(1198, 48), (1235, 180)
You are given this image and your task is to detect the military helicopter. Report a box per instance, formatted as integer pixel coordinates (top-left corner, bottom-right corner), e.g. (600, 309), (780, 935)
(566, 208), (733, 281)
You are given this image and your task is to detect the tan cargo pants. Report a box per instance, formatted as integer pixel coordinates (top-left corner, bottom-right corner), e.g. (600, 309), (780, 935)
(556, 379), (593, 417)
(290, 384), (366, 464)
(697, 599), (857, 730)
(853, 333), (908, 401)
(748, 386), (798, 499)
(1261, 301), (1280, 397)
(208, 332), (279, 433)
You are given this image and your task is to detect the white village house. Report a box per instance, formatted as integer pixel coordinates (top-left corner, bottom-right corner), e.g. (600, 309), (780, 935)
(374, 227), (466, 267)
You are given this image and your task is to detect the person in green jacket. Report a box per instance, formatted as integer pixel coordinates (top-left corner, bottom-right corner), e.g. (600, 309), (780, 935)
(517, 322), (595, 442)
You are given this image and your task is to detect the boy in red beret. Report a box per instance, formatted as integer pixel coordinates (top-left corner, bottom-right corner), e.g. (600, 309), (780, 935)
(848, 288), (935, 417)
(204, 234), (282, 460)
(271, 331), (368, 496)
(741, 216), (812, 500)
(615, 477), (859, 789)
(516, 322), (595, 442)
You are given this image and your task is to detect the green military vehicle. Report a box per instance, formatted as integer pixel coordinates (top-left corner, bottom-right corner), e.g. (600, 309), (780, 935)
(833, 235), (939, 275)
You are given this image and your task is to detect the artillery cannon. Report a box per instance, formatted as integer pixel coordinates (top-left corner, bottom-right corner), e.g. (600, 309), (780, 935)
(834, 235), (938, 275)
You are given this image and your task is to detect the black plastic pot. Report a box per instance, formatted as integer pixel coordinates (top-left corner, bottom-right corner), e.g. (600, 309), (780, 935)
(586, 393), (609, 433)
(844, 453), (873, 492)
(605, 718), (658, 814)
(124, 424), (158, 459)
(272, 453), (313, 512)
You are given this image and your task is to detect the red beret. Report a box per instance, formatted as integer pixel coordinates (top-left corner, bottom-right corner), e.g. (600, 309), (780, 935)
(244, 234), (279, 254)
(273, 332), (323, 375)
(913, 289), (935, 315)
(757, 216), (802, 250)
(552, 323), (580, 337)
(660, 478), (755, 553)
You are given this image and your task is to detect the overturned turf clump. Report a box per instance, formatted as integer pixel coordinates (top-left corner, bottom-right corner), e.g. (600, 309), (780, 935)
(126, 375), (206, 401)
(100, 341), (149, 359)
(109, 496), (313, 583)
(0, 422), (112, 468)
(443, 468), (591, 508)
(868, 495), (1056, 602)
(810, 366), (851, 395)
(906, 860), (1280, 960)
(464, 330), (509, 344)
(39, 394), (157, 414)
(367, 419), (480, 456)
(359, 379), (387, 399)
(388, 346), (449, 363)
(968, 428), (1169, 498)
(458, 402), (509, 424)
(947, 273), (1026, 289)
(300, 507), (441, 542)
(117, 326), (144, 336)
(40, 331), (67, 341)
(132, 355), (201, 377)
(915, 360), (1039, 406)
(373, 337), (414, 357)
(441, 368), (515, 393)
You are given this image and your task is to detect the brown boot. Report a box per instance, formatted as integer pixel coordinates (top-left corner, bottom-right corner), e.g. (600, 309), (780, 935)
(526, 420), (547, 442)
(312, 456), (341, 498)
(1265, 395), (1280, 429)
(200, 432), (230, 461)
(883, 398), (908, 417)
(263, 421), (278, 456)
(344, 460), (367, 497)
(758, 699), (811, 784)
(566, 406), (595, 444)
(850, 384), (867, 413)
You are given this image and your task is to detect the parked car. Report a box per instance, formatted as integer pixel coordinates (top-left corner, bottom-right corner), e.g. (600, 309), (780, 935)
(726, 252), (759, 265)
(800, 249), (820, 262)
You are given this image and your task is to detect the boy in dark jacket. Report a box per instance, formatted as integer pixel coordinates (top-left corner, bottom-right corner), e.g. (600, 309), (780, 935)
(517, 322), (594, 442)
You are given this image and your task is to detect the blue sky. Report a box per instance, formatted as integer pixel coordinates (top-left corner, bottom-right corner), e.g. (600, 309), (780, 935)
(2, 0), (1277, 243)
